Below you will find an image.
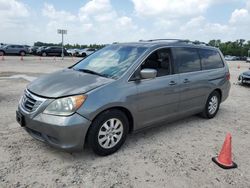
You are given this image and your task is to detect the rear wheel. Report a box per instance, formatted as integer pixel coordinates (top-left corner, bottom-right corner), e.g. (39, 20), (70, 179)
(87, 109), (129, 156)
(20, 51), (26, 56)
(0, 51), (5, 56)
(42, 52), (47, 57)
(200, 91), (221, 119)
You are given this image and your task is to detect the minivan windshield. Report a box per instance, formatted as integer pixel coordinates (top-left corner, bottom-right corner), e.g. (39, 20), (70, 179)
(73, 45), (147, 79)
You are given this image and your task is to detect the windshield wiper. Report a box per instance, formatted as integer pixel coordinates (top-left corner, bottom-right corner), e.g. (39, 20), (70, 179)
(74, 68), (108, 78)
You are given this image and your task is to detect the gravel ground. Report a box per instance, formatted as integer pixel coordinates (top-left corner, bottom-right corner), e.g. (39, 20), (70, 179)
(0, 57), (250, 188)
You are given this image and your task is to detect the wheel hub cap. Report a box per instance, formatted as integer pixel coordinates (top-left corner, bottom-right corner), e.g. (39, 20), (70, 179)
(208, 96), (218, 115)
(98, 118), (123, 149)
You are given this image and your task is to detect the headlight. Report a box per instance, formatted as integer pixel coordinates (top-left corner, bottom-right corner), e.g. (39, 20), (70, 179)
(44, 95), (87, 116)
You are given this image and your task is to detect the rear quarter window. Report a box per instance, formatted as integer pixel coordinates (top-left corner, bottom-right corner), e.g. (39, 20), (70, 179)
(199, 49), (224, 70)
(174, 48), (201, 73)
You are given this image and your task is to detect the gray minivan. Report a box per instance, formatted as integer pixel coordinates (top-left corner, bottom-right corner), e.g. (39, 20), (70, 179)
(16, 39), (231, 156)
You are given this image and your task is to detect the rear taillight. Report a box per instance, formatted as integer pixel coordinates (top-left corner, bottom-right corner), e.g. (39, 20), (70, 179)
(226, 72), (230, 80)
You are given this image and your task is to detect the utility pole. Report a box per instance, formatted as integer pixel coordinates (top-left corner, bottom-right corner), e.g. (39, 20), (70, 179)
(57, 29), (67, 60)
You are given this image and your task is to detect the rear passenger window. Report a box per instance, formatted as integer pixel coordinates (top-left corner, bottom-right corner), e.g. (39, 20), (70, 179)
(199, 49), (224, 70)
(174, 48), (201, 73)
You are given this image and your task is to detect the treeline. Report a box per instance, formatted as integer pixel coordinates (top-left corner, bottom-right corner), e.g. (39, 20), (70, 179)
(208, 39), (250, 57)
(34, 40), (250, 57)
(34, 41), (105, 49)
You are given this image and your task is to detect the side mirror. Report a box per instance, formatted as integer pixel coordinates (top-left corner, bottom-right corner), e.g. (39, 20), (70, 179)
(140, 68), (157, 79)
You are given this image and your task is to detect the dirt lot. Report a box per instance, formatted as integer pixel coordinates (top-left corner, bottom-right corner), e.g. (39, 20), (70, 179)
(0, 56), (250, 188)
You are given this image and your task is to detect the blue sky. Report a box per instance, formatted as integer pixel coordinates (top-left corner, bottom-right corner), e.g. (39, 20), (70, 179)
(0, 0), (250, 45)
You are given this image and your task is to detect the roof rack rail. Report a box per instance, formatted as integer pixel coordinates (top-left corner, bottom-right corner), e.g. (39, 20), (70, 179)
(139, 39), (210, 46)
(139, 39), (188, 42)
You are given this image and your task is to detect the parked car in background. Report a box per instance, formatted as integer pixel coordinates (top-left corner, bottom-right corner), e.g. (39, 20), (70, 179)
(67, 48), (81, 56)
(78, 48), (96, 57)
(240, 56), (247, 61)
(224, 55), (237, 61)
(28, 46), (39, 55)
(238, 70), (250, 84)
(37, 46), (68, 57)
(0, 44), (28, 56)
(36, 46), (47, 54)
(0, 43), (6, 47)
(16, 39), (231, 156)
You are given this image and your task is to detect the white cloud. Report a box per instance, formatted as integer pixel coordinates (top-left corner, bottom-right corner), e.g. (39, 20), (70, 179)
(0, 0), (29, 29)
(79, 0), (116, 23)
(42, 3), (76, 22)
(230, 9), (249, 25)
(131, 0), (214, 18)
(0, 0), (29, 18)
(1, 0), (250, 45)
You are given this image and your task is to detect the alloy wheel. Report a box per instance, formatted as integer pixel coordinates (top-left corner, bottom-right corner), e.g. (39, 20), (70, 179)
(98, 118), (124, 149)
(208, 96), (218, 115)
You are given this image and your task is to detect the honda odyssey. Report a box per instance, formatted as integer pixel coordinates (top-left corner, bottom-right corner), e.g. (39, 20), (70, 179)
(16, 39), (231, 156)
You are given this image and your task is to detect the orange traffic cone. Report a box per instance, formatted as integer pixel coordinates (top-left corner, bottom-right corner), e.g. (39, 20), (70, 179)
(212, 133), (237, 169)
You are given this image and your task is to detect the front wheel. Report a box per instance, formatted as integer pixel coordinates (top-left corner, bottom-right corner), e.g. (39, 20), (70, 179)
(200, 91), (221, 119)
(87, 109), (129, 156)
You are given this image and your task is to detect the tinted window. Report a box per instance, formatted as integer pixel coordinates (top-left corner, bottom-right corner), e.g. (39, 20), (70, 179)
(175, 48), (201, 73)
(141, 48), (171, 78)
(199, 49), (224, 70)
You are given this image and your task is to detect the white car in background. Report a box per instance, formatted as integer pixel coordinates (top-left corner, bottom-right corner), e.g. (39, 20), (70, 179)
(224, 55), (237, 61)
(246, 57), (250, 63)
(67, 48), (82, 56)
(78, 48), (96, 57)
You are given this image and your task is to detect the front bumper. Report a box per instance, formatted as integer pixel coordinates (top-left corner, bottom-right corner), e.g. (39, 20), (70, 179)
(17, 105), (91, 152)
(239, 74), (250, 84)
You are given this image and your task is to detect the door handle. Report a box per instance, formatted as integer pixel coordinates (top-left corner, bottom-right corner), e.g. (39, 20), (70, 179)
(169, 81), (177, 86)
(183, 79), (190, 83)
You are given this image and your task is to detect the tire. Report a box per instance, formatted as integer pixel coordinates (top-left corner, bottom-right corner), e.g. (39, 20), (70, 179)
(87, 109), (129, 156)
(200, 91), (221, 119)
(0, 51), (5, 56)
(81, 53), (87, 57)
(42, 52), (47, 57)
(20, 51), (26, 56)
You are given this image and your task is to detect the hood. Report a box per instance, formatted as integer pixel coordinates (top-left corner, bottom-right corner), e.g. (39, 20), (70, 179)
(243, 71), (250, 76)
(27, 69), (113, 98)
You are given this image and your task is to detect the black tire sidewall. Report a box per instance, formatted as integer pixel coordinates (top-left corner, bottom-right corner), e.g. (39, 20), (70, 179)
(20, 51), (26, 56)
(205, 91), (221, 118)
(87, 110), (129, 156)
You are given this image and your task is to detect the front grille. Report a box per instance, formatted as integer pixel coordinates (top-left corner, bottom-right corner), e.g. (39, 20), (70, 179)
(21, 90), (45, 113)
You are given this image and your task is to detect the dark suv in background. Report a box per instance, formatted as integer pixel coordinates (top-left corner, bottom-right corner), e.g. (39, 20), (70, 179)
(0, 44), (28, 56)
(37, 46), (68, 57)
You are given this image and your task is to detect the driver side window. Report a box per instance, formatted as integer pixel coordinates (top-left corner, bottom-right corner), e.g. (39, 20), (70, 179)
(141, 48), (172, 78)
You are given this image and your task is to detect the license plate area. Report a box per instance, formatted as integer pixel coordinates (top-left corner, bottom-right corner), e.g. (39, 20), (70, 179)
(16, 111), (26, 127)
